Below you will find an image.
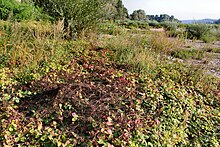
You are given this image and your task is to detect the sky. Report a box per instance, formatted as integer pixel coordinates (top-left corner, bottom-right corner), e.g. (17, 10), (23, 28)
(122, 0), (220, 20)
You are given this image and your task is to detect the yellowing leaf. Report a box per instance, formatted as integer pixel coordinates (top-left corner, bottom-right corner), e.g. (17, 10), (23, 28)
(37, 121), (42, 131)
(57, 141), (62, 147)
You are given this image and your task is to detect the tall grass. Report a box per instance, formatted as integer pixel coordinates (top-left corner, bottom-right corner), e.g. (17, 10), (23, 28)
(147, 31), (183, 53)
(100, 30), (158, 73)
(98, 25), (219, 97)
(100, 28), (183, 73)
(170, 48), (205, 60)
(0, 20), (90, 83)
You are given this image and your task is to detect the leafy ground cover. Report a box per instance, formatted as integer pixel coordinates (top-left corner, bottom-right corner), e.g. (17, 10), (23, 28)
(0, 20), (220, 146)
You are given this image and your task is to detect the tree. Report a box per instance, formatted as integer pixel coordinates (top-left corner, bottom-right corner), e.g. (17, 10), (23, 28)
(115, 0), (128, 20)
(102, 0), (128, 20)
(186, 24), (210, 40)
(215, 19), (220, 24)
(33, 0), (103, 38)
(146, 14), (180, 23)
(0, 0), (44, 21)
(130, 9), (147, 21)
(159, 14), (170, 22)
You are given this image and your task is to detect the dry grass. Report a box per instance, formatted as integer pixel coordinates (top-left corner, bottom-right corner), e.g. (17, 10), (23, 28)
(0, 20), (90, 81)
(147, 31), (183, 53)
(98, 30), (157, 72)
(98, 29), (182, 73)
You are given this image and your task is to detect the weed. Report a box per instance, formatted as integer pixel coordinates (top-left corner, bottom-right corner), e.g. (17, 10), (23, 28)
(147, 31), (183, 54)
(185, 24), (212, 41)
(170, 48), (205, 60)
(100, 29), (159, 73)
(0, 20), (219, 146)
(204, 47), (220, 53)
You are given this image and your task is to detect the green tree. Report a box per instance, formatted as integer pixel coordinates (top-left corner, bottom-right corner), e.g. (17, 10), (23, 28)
(115, 0), (128, 20)
(130, 9), (147, 21)
(215, 19), (220, 24)
(33, 0), (103, 38)
(186, 24), (210, 40)
(102, 0), (128, 20)
(146, 14), (179, 23)
(0, 0), (44, 21)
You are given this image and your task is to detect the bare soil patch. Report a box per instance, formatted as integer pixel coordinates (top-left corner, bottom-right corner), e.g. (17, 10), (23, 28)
(171, 39), (220, 78)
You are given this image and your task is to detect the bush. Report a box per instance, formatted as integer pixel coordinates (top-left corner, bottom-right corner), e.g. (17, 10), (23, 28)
(161, 22), (178, 31)
(210, 26), (220, 41)
(201, 34), (216, 43)
(185, 24), (210, 40)
(33, 0), (103, 38)
(114, 20), (149, 30)
(170, 48), (205, 60)
(161, 22), (186, 37)
(0, 0), (46, 21)
(99, 22), (126, 35)
(185, 24), (219, 43)
(148, 20), (161, 28)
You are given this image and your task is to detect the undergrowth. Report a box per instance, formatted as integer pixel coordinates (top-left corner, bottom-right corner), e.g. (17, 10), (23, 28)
(0, 0), (48, 21)
(170, 48), (205, 60)
(204, 47), (220, 53)
(0, 20), (219, 146)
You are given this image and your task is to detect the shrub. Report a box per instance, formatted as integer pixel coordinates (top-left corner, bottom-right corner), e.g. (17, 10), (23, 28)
(161, 22), (178, 31)
(148, 20), (161, 28)
(204, 47), (220, 53)
(161, 22), (186, 37)
(170, 48), (205, 60)
(118, 20), (149, 29)
(33, 0), (103, 38)
(210, 26), (220, 41)
(201, 34), (216, 43)
(0, 0), (46, 21)
(99, 22), (126, 35)
(185, 24), (210, 40)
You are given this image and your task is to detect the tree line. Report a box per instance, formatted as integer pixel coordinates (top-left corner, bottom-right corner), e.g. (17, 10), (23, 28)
(1, 0), (180, 38)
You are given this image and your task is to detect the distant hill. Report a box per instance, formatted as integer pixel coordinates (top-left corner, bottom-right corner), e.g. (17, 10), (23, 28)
(181, 19), (217, 24)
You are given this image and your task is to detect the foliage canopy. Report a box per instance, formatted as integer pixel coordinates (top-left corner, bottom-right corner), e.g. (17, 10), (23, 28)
(0, 0), (45, 21)
(33, 0), (103, 38)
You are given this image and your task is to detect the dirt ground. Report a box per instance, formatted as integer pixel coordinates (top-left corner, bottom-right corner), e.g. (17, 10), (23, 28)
(183, 40), (220, 78)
